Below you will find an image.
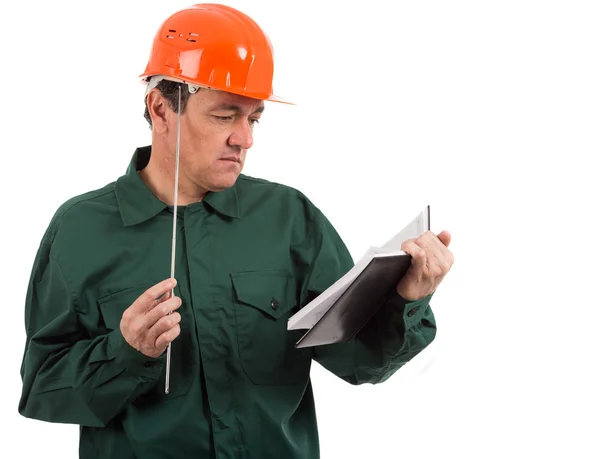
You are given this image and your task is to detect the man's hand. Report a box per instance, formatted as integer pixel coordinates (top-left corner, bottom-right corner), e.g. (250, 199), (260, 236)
(120, 278), (182, 358)
(396, 231), (454, 301)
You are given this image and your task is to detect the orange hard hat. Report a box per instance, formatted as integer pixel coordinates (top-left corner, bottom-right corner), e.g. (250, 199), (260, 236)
(140, 3), (291, 104)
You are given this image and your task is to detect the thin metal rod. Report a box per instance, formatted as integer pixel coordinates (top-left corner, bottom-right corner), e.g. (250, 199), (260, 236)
(165, 85), (182, 395)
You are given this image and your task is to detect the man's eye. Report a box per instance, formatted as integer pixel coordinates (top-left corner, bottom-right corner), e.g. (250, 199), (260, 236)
(215, 116), (233, 121)
(250, 118), (260, 125)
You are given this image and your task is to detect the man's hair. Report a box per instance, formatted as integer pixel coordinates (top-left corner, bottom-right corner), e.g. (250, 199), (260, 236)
(143, 80), (193, 128)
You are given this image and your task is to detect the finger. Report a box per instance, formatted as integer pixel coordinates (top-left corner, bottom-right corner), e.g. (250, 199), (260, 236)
(414, 231), (439, 251)
(144, 295), (182, 329)
(131, 278), (177, 314)
(155, 323), (181, 350)
(418, 232), (453, 274)
(148, 290), (173, 312)
(148, 312), (182, 345)
(430, 231), (454, 270)
(437, 230), (451, 247)
(401, 240), (427, 271)
(157, 289), (173, 303)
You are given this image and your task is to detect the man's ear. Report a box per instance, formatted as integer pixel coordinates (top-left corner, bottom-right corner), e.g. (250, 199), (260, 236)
(147, 89), (169, 134)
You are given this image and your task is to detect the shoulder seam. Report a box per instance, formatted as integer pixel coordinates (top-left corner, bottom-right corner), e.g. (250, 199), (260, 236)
(54, 185), (115, 221)
(43, 184), (116, 246)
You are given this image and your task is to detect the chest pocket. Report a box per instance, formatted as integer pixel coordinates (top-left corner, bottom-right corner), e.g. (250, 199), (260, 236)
(231, 270), (312, 386)
(98, 282), (197, 399)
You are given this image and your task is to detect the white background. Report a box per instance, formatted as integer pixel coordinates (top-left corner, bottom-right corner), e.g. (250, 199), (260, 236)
(1, 0), (599, 457)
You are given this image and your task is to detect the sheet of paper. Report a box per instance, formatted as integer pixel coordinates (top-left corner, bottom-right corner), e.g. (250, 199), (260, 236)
(380, 206), (430, 251)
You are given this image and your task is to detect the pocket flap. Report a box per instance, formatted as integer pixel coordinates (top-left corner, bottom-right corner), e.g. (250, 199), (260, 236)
(98, 282), (180, 330)
(230, 270), (296, 320)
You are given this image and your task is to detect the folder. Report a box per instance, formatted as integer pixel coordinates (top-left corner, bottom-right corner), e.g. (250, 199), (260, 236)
(288, 206), (430, 348)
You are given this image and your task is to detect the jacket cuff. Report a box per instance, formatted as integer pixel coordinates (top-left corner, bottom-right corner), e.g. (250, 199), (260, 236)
(107, 329), (166, 380)
(386, 292), (434, 329)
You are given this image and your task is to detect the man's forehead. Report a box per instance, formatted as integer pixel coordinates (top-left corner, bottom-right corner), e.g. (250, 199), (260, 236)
(204, 90), (265, 113)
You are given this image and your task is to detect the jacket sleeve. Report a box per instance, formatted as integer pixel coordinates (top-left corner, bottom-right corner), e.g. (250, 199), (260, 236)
(19, 242), (165, 427)
(302, 207), (437, 385)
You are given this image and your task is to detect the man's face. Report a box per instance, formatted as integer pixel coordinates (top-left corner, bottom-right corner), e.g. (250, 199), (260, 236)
(167, 88), (264, 192)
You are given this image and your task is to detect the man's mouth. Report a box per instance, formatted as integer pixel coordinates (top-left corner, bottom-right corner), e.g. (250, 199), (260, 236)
(220, 156), (241, 163)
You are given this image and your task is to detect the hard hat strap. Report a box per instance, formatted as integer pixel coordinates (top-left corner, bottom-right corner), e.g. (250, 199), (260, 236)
(144, 75), (207, 98)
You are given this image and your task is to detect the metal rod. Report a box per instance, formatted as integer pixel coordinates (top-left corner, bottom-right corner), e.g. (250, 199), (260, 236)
(165, 85), (182, 395)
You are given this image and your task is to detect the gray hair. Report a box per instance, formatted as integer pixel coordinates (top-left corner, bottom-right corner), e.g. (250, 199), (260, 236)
(143, 80), (193, 128)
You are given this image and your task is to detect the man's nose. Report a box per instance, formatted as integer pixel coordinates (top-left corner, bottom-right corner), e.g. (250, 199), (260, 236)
(229, 121), (254, 150)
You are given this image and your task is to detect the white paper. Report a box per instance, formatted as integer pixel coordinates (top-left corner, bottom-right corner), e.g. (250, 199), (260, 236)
(380, 206), (430, 250)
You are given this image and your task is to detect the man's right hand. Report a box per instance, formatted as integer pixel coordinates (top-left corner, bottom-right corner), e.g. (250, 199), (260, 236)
(120, 278), (182, 358)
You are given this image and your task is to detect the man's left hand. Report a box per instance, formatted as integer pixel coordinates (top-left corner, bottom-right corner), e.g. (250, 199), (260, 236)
(396, 230), (454, 301)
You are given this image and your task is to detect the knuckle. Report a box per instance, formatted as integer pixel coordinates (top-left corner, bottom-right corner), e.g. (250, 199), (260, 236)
(159, 303), (170, 316)
(168, 315), (179, 328)
(171, 298), (181, 311)
(142, 290), (155, 304)
(168, 296), (182, 310)
(402, 238), (415, 249)
(121, 310), (131, 324)
(173, 324), (181, 338)
(131, 321), (145, 335)
(166, 296), (177, 308)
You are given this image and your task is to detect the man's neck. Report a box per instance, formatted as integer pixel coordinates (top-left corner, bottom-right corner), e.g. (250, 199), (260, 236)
(138, 152), (206, 206)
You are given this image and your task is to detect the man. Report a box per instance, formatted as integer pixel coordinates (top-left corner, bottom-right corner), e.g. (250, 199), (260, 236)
(19, 4), (453, 458)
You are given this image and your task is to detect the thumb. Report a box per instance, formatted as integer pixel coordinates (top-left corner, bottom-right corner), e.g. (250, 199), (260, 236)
(437, 230), (451, 247)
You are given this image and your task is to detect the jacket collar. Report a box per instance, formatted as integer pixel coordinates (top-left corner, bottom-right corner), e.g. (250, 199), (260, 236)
(115, 146), (240, 226)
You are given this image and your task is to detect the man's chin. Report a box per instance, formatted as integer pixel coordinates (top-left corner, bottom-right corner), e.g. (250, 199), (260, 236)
(208, 172), (241, 192)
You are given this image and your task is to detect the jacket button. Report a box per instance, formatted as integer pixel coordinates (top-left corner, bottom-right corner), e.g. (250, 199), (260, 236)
(407, 307), (419, 317)
(271, 299), (279, 310)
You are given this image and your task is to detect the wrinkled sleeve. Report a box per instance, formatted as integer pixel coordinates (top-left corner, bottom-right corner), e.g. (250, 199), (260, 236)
(19, 242), (164, 427)
(303, 208), (437, 385)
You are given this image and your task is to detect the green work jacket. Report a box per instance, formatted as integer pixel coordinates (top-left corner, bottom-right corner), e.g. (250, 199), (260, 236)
(19, 146), (436, 458)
